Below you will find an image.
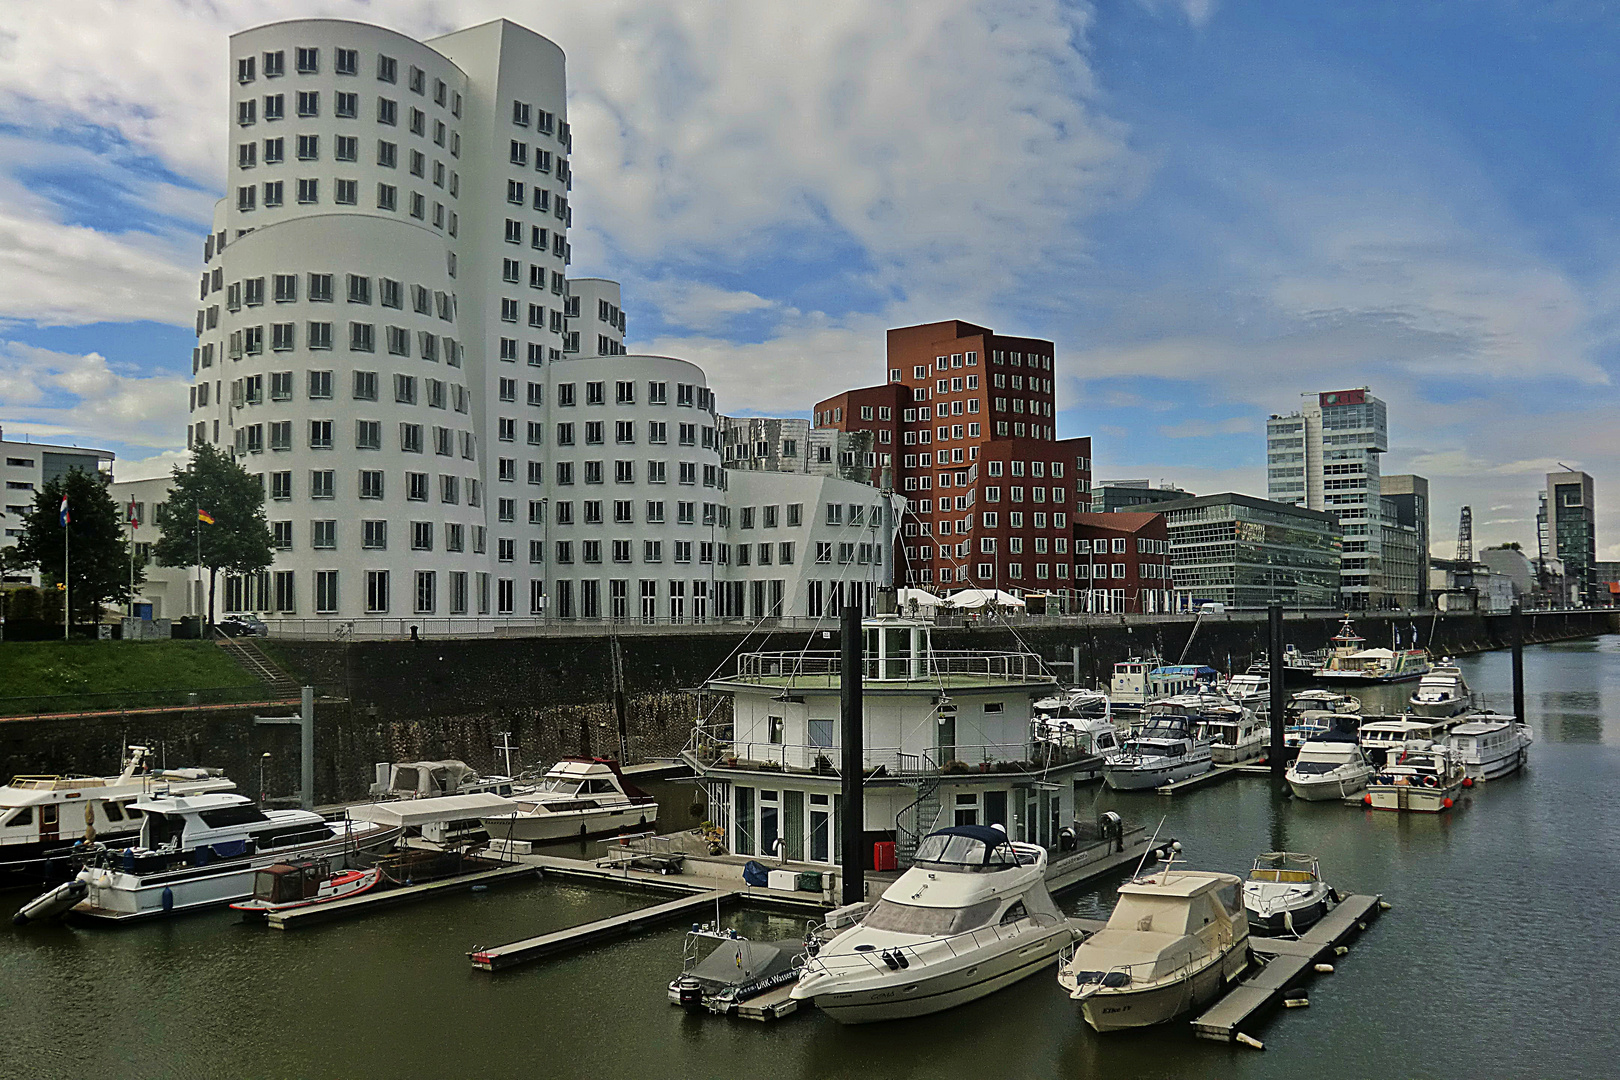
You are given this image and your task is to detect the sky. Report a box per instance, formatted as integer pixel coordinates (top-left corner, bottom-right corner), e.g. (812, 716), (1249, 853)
(0, 0), (1616, 556)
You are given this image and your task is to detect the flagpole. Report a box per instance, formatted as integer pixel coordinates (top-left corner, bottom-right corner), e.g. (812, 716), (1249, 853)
(63, 501), (69, 641)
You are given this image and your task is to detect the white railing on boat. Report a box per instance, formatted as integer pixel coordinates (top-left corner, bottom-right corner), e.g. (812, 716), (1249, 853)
(729, 650), (1050, 684)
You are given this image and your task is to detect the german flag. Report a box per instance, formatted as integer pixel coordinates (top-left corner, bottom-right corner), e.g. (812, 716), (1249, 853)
(197, 508), (215, 525)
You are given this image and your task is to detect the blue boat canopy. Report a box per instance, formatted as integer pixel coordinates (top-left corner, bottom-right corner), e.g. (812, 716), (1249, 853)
(914, 825), (1022, 868)
(1151, 665), (1218, 678)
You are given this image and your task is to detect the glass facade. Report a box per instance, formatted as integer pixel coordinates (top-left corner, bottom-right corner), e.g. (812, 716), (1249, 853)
(1157, 494), (1341, 609)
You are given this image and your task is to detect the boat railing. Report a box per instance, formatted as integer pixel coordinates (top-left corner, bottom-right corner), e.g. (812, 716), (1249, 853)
(1059, 939), (1213, 991)
(730, 650), (1050, 684)
(680, 732), (1093, 777)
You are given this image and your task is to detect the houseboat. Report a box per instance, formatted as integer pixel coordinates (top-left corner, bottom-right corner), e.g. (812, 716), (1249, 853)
(683, 615), (1101, 868)
(1446, 715), (1533, 781)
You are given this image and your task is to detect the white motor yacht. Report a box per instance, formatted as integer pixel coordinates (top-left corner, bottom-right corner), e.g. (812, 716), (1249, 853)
(1036, 714), (1122, 760)
(1409, 665), (1472, 718)
(1242, 852), (1336, 936)
(15, 792), (400, 923)
(1287, 689), (1363, 718)
(0, 746), (234, 886)
(1222, 671), (1269, 707)
(789, 825), (1077, 1022)
(1446, 715), (1533, 781)
(479, 758), (658, 842)
(1059, 864), (1249, 1031)
(1196, 705), (1267, 765)
(1358, 716), (1450, 757)
(1286, 733), (1373, 801)
(1034, 687), (1112, 724)
(1103, 715), (1213, 791)
(1365, 740), (1467, 813)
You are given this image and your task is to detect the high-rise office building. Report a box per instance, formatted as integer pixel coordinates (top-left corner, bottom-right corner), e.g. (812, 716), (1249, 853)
(1267, 388), (1387, 607)
(1546, 469), (1597, 605)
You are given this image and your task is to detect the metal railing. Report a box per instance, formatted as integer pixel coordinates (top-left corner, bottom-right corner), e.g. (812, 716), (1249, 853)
(732, 649), (1048, 683)
(682, 728), (1099, 777)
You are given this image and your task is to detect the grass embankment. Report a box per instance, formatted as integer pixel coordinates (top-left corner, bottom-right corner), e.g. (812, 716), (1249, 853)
(0, 640), (260, 715)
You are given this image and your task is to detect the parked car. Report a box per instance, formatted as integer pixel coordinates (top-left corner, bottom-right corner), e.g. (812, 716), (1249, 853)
(1197, 603), (1226, 615)
(218, 614), (269, 637)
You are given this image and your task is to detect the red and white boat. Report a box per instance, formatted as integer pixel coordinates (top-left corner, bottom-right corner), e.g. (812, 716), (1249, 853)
(230, 859), (382, 915)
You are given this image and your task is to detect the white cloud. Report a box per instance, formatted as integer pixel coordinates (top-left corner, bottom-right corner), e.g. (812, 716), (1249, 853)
(113, 449), (191, 483)
(0, 342), (189, 451)
(634, 280), (779, 335)
(1155, 415), (1254, 439)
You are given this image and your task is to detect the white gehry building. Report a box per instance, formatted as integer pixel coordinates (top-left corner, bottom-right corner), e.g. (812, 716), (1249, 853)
(187, 18), (893, 627)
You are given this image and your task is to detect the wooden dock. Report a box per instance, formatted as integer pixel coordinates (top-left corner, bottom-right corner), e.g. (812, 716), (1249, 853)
(265, 864), (540, 930)
(1047, 835), (1164, 896)
(1156, 764), (1243, 796)
(469, 889), (738, 972)
(1190, 893), (1384, 1044)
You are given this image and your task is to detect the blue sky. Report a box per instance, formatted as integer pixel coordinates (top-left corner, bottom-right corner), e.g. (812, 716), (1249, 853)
(0, 0), (1615, 554)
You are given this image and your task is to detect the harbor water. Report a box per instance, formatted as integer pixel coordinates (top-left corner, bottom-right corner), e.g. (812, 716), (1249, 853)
(4, 638), (1618, 1079)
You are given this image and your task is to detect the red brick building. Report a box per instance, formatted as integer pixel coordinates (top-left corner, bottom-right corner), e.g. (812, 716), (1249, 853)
(813, 320), (1092, 594)
(1072, 512), (1172, 613)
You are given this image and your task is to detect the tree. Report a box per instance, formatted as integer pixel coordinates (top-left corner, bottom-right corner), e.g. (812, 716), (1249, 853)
(4, 467), (140, 625)
(153, 443), (273, 628)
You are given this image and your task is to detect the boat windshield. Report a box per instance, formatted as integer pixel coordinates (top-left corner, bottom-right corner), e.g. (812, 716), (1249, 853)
(532, 778), (582, 795)
(1290, 760), (1343, 776)
(912, 831), (1025, 869)
(861, 897), (1002, 936)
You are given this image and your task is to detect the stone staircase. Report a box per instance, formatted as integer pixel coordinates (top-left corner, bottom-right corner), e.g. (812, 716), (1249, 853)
(214, 634), (301, 699)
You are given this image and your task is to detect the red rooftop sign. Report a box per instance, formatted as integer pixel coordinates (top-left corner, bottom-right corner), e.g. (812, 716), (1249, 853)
(1319, 389), (1366, 407)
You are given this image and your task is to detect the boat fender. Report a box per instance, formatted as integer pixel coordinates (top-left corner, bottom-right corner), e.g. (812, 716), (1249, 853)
(895, 951), (910, 970)
(161, 886), (174, 913)
(1334, 945), (1348, 956)
(1235, 1033), (1265, 1051)
(1442, 797), (1454, 809)
(881, 951), (899, 970)
(1284, 997), (1310, 1008)
(1327, 887), (1341, 904)
(1378, 900), (1392, 911)
(1313, 962), (1334, 974)
(1462, 777), (1474, 788)
(1357, 922), (1367, 931)
(1362, 795), (1372, 806)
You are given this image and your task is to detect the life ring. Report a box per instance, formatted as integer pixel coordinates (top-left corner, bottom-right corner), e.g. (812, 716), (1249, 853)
(1421, 774), (1439, 788)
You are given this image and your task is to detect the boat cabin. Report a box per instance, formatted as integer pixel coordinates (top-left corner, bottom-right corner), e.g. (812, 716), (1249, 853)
(1359, 718), (1445, 752)
(251, 859), (335, 905)
(689, 615), (1098, 869)
(371, 760), (517, 800)
(1447, 718), (1518, 757)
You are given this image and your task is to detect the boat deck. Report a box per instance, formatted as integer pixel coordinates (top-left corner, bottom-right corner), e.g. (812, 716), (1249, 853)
(1189, 893), (1384, 1044)
(709, 674), (1054, 692)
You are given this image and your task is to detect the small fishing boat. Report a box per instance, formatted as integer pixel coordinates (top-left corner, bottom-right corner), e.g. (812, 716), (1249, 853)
(789, 825), (1077, 1022)
(1446, 715), (1533, 781)
(1058, 861), (1249, 1031)
(479, 758), (657, 842)
(230, 859), (382, 916)
(1286, 733), (1373, 801)
(1409, 665), (1472, 718)
(1103, 714), (1213, 791)
(1365, 741), (1467, 812)
(1242, 852), (1336, 936)
(1314, 619), (1432, 685)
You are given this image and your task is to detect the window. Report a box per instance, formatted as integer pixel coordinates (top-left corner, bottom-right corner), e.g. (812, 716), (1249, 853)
(359, 470), (383, 499)
(406, 472), (428, 501)
(311, 519), (336, 550)
(270, 471), (292, 500)
(308, 419), (333, 449)
(365, 570), (389, 613)
(309, 469), (334, 499)
(355, 420), (381, 450)
(296, 91), (319, 118)
(349, 322), (374, 352)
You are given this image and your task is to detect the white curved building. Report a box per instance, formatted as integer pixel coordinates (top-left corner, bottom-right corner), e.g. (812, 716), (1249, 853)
(188, 17), (892, 626)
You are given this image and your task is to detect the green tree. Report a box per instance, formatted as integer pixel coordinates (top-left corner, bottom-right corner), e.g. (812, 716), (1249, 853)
(4, 468), (140, 625)
(153, 443), (273, 628)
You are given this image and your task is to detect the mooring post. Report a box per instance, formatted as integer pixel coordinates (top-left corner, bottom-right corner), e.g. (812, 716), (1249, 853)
(840, 604), (865, 905)
(1268, 601), (1287, 784)
(300, 685), (315, 811)
(1511, 602), (1525, 724)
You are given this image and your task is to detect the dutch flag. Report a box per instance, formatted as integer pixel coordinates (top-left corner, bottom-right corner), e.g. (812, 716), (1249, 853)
(59, 497), (69, 527)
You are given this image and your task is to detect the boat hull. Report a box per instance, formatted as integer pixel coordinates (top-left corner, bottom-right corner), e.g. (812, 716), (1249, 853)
(1245, 897), (1329, 936)
(1366, 781), (1462, 813)
(1077, 948), (1248, 1032)
(1314, 670), (1427, 685)
(1211, 742), (1264, 766)
(1409, 699), (1469, 719)
(806, 925), (1075, 1024)
(1104, 757), (1211, 792)
(481, 802), (657, 842)
(1463, 746), (1529, 782)
(69, 825), (401, 921)
(1287, 767), (1371, 802)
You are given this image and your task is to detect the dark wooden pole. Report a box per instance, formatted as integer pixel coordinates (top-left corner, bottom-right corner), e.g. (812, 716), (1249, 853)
(1511, 601), (1526, 723)
(1269, 601), (1287, 784)
(840, 604), (865, 905)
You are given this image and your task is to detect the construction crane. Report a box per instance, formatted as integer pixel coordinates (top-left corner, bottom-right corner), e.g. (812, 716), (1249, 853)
(1455, 505), (1473, 564)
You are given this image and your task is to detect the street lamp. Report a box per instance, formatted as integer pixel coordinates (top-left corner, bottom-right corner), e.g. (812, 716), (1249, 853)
(258, 752), (272, 807)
